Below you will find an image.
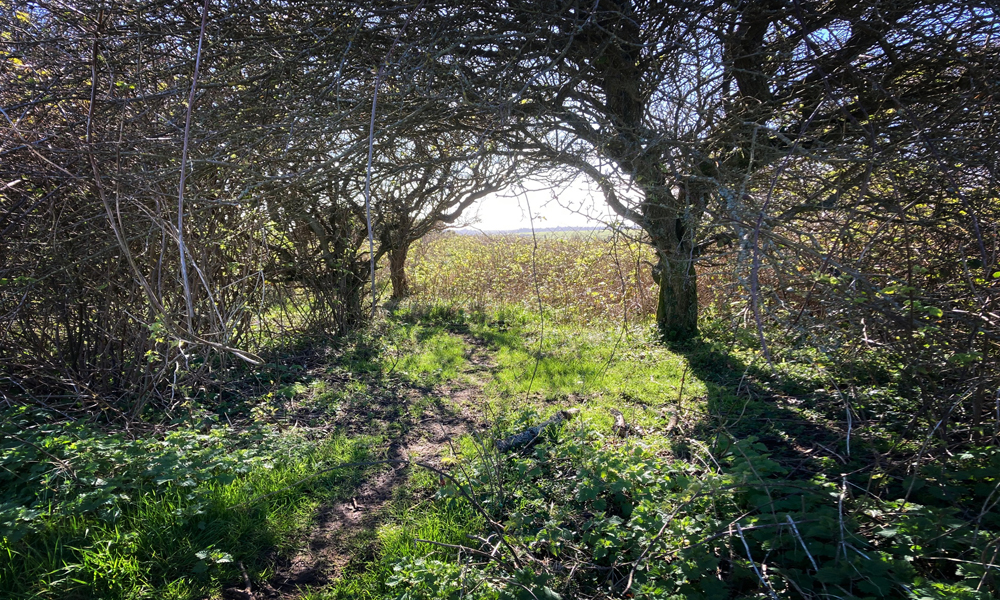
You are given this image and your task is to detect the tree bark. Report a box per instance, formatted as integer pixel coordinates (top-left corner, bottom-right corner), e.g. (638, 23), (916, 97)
(388, 243), (411, 299)
(649, 214), (699, 341)
(654, 252), (698, 342)
(644, 181), (701, 341)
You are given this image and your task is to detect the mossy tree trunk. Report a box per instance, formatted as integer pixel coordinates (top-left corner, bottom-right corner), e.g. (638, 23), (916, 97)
(653, 251), (698, 342)
(645, 188), (700, 342)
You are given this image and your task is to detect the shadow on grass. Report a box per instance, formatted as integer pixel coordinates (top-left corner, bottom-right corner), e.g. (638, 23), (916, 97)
(663, 335), (861, 479)
(0, 419), (380, 600)
(1, 314), (488, 600)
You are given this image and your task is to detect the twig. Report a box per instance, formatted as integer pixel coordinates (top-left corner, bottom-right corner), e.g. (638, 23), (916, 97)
(7, 434), (78, 483)
(736, 522), (779, 600)
(786, 514), (819, 571)
(622, 483), (705, 594)
(176, 0), (211, 333)
(814, 441), (846, 464)
(677, 519), (821, 552)
(749, 103), (824, 365)
(415, 538), (500, 562)
(905, 399), (959, 502)
(838, 476), (848, 560)
(844, 392), (852, 458)
(593, 224), (632, 387)
(238, 560), (251, 593)
(978, 536), (1000, 592)
(523, 192), (544, 402)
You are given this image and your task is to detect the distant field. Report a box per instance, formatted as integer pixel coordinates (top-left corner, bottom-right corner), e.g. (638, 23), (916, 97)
(408, 229), (746, 324)
(408, 230), (658, 323)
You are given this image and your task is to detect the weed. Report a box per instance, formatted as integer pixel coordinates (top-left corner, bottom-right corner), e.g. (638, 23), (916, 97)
(0, 405), (378, 598)
(5, 303), (998, 600)
(316, 310), (1000, 600)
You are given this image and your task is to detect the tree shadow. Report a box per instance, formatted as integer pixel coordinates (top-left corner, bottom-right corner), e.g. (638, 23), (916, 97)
(664, 337), (861, 480)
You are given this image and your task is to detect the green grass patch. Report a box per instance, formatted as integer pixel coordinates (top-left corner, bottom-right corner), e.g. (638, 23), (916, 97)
(347, 307), (1000, 600)
(0, 409), (381, 600)
(306, 463), (487, 600)
(465, 316), (710, 437)
(389, 323), (470, 386)
(6, 306), (998, 600)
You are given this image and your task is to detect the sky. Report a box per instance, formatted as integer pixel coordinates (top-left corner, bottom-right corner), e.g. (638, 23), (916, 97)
(461, 176), (619, 231)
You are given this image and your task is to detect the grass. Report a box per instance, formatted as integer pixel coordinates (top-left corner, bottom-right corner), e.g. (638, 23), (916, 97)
(308, 477), (485, 600)
(0, 421), (379, 599)
(310, 304), (1000, 599)
(4, 284), (999, 599)
(0, 317), (478, 600)
(388, 322), (471, 386)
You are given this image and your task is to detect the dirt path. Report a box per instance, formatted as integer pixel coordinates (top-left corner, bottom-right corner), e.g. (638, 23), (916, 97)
(233, 333), (494, 599)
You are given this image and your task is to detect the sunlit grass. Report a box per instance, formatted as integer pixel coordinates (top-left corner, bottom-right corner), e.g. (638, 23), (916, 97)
(305, 469), (485, 600)
(8, 293), (993, 600)
(390, 323), (470, 385)
(464, 316), (707, 433)
(0, 425), (381, 600)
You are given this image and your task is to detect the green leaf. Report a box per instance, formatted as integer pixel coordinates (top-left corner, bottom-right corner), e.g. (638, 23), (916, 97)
(858, 577), (893, 596)
(577, 484), (599, 502)
(701, 576), (727, 599)
(816, 566), (844, 584)
(538, 586), (562, 600)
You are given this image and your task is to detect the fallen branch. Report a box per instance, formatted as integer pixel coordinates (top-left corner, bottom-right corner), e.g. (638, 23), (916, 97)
(496, 409), (579, 453)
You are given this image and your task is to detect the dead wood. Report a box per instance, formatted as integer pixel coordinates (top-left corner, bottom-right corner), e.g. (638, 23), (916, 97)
(496, 409), (579, 453)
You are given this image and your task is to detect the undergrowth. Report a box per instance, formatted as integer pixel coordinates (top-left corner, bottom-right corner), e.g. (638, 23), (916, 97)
(387, 420), (999, 599)
(322, 304), (1000, 599)
(0, 409), (378, 599)
(3, 304), (998, 599)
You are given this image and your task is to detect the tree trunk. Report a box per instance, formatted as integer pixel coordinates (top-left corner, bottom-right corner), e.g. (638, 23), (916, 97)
(654, 253), (698, 341)
(388, 243), (411, 299)
(589, 4), (701, 341)
(647, 186), (700, 342)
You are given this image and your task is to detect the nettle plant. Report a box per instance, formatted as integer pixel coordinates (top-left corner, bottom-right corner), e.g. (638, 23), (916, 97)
(396, 416), (998, 600)
(0, 409), (281, 541)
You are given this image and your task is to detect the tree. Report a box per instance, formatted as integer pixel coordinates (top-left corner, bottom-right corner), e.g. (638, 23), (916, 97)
(3, 0), (995, 413)
(418, 0), (997, 342)
(369, 132), (518, 298)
